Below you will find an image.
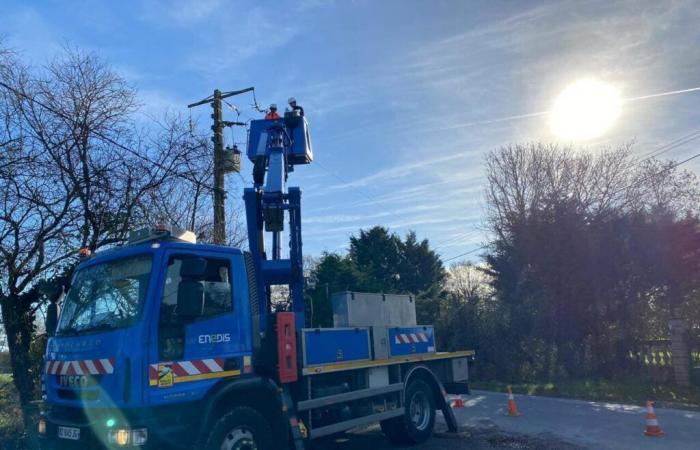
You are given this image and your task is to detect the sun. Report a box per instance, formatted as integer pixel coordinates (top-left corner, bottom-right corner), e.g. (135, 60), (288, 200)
(549, 79), (622, 141)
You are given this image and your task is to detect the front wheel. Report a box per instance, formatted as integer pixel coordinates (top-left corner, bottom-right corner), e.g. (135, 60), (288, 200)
(205, 406), (275, 450)
(381, 379), (436, 444)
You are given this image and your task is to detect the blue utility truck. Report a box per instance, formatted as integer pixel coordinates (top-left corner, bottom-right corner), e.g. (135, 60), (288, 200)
(38, 110), (474, 449)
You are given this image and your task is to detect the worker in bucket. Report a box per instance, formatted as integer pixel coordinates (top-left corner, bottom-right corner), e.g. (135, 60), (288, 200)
(265, 103), (280, 120)
(288, 97), (304, 117)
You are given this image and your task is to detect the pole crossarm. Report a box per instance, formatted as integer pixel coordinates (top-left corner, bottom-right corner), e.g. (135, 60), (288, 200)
(187, 87), (254, 108)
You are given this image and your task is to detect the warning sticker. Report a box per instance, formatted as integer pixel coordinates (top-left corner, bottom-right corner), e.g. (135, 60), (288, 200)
(158, 363), (174, 388)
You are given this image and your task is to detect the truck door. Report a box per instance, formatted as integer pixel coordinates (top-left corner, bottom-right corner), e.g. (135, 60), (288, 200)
(148, 251), (251, 405)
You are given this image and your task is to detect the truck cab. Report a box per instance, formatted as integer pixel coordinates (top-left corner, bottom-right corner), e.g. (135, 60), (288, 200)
(41, 228), (258, 448)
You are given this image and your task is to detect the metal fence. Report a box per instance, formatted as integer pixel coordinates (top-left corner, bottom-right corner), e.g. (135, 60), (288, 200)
(629, 340), (674, 383)
(628, 338), (700, 384)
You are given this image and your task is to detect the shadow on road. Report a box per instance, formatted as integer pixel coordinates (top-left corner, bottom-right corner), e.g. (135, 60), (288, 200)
(312, 425), (586, 450)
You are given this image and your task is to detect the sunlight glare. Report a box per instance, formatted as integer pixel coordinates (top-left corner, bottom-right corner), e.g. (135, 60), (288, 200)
(549, 79), (622, 141)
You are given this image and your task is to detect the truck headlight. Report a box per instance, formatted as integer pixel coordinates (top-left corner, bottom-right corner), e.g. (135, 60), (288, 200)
(109, 429), (130, 446)
(37, 417), (47, 435)
(108, 428), (148, 446)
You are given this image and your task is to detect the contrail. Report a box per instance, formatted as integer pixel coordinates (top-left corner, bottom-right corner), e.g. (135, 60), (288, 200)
(424, 111), (548, 132)
(624, 86), (700, 102)
(437, 85), (700, 131)
(445, 111), (547, 129)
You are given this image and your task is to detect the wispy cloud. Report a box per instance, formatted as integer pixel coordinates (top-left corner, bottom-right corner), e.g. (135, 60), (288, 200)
(324, 152), (474, 191)
(5, 0), (700, 261)
(137, 1), (307, 78)
(169, 0), (224, 26)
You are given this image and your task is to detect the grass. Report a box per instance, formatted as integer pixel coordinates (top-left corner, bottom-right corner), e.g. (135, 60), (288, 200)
(0, 373), (24, 450)
(471, 378), (700, 409)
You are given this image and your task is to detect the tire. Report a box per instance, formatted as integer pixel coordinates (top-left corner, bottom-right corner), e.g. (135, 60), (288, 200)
(381, 379), (436, 445)
(204, 406), (275, 450)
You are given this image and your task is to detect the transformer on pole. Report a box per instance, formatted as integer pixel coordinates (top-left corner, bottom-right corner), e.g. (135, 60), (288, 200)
(188, 87), (253, 244)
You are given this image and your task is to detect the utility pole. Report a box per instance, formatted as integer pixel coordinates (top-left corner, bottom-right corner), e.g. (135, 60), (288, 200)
(188, 87), (254, 245)
(211, 89), (225, 245)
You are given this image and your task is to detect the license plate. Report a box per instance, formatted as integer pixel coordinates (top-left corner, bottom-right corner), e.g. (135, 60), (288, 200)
(58, 426), (80, 440)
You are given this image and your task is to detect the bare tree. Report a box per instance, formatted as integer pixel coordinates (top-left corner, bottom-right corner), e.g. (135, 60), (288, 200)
(0, 46), (217, 429)
(139, 114), (248, 247)
(445, 262), (493, 306)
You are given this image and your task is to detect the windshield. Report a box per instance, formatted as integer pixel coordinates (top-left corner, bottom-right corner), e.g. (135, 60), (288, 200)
(56, 254), (153, 335)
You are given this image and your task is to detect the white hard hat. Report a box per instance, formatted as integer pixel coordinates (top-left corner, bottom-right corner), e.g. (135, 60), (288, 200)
(270, 103), (277, 109)
(288, 97), (296, 104)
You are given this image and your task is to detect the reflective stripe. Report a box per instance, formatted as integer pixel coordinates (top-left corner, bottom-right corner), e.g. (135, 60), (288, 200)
(202, 359), (222, 372)
(45, 358), (115, 375)
(71, 361), (83, 375)
(178, 360), (200, 375)
(84, 360), (98, 375)
(99, 358), (114, 374)
(395, 333), (429, 344)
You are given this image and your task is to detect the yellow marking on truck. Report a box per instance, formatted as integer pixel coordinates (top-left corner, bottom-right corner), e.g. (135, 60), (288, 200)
(149, 369), (241, 386)
(157, 363), (174, 387)
(302, 350), (475, 376)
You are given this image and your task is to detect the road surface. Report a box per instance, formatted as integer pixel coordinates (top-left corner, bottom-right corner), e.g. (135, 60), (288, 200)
(317, 389), (699, 449)
(455, 390), (700, 450)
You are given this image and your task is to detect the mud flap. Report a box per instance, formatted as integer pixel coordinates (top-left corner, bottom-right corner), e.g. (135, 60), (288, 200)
(438, 382), (459, 433)
(278, 385), (307, 450)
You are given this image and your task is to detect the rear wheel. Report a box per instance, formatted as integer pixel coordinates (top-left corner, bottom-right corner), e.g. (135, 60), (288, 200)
(205, 406), (275, 450)
(381, 379), (436, 444)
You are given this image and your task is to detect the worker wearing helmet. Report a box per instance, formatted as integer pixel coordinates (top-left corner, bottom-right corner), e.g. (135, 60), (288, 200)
(265, 104), (280, 120)
(288, 97), (304, 117)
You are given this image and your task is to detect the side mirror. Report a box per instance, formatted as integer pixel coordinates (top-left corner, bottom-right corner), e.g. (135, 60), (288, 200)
(46, 302), (58, 337)
(176, 281), (204, 319)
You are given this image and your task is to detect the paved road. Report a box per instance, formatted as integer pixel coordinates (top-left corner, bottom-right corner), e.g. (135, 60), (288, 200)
(317, 390), (700, 449)
(453, 390), (700, 450)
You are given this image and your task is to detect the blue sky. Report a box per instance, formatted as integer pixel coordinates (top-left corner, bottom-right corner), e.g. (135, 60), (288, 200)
(3, 0), (700, 262)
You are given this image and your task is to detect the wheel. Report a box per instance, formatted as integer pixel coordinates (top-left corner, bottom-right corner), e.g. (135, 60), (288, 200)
(381, 379), (436, 444)
(205, 406), (275, 450)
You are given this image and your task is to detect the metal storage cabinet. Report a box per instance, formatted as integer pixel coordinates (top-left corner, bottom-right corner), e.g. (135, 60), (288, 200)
(332, 292), (417, 328)
(301, 327), (371, 367)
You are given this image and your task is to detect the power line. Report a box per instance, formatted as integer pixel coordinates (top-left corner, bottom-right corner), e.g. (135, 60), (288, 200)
(441, 139), (700, 264)
(313, 159), (382, 205)
(610, 148), (700, 207)
(432, 229), (482, 250)
(442, 244), (489, 263)
(0, 79), (216, 192)
(633, 129), (700, 163)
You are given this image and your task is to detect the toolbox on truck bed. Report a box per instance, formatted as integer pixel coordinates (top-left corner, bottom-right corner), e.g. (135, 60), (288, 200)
(301, 327), (371, 367)
(332, 291), (416, 327)
(387, 325), (436, 357)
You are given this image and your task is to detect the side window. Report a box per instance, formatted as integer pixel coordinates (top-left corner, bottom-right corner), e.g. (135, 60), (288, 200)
(161, 256), (233, 321)
(158, 256), (233, 361)
(201, 258), (233, 317)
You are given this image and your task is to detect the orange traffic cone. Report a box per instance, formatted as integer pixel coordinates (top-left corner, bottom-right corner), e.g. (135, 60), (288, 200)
(643, 400), (664, 437)
(506, 386), (520, 417)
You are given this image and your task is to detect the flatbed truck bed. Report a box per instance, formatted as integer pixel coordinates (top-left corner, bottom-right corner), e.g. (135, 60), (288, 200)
(302, 350), (475, 375)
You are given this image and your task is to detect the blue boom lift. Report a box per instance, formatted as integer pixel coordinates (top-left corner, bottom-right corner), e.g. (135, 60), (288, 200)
(38, 109), (474, 449)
